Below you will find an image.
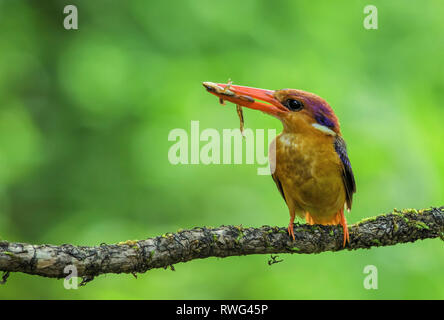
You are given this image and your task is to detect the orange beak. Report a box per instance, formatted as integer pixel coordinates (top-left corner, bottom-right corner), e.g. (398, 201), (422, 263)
(202, 82), (288, 117)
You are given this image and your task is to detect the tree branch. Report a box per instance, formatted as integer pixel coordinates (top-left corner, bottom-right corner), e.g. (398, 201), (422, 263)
(1, 207), (443, 283)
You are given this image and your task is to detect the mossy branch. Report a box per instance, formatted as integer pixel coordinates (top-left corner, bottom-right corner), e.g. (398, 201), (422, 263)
(0, 207), (443, 284)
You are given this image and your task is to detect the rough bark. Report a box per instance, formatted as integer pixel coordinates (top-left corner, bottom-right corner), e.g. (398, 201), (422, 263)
(1, 207), (443, 284)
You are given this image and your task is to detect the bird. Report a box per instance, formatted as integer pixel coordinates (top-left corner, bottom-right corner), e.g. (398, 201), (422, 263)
(202, 81), (356, 246)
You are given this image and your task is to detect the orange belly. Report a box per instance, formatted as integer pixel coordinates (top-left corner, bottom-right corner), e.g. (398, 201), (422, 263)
(270, 132), (346, 223)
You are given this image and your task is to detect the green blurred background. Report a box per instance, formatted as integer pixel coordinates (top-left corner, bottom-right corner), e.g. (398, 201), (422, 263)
(0, 0), (443, 299)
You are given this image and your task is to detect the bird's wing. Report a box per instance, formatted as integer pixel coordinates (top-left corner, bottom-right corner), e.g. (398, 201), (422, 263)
(271, 172), (286, 203)
(334, 136), (356, 210)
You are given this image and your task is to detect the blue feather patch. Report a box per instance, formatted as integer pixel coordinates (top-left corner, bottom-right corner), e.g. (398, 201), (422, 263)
(315, 112), (335, 128)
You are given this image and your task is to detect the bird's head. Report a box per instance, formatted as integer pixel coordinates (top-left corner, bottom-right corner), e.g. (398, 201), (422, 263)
(203, 82), (340, 136)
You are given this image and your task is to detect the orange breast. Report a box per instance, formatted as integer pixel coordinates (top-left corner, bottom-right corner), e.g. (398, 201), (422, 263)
(270, 130), (346, 222)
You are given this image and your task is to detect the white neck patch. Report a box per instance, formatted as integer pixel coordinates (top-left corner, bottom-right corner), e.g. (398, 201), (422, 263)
(312, 123), (336, 136)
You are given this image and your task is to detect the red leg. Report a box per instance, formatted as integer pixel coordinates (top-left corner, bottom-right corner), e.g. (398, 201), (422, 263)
(287, 211), (295, 241)
(339, 208), (349, 247)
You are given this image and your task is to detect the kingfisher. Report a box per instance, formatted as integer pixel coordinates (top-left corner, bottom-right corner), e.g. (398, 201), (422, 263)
(203, 82), (356, 246)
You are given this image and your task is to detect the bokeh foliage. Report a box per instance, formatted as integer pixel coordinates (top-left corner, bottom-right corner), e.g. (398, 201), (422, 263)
(0, 0), (443, 299)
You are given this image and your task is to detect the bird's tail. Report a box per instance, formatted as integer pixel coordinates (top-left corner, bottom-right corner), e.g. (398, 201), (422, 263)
(305, 209), (349, 247)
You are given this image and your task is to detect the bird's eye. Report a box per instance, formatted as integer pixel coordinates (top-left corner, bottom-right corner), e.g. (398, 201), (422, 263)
(285, 99), (304, 111)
